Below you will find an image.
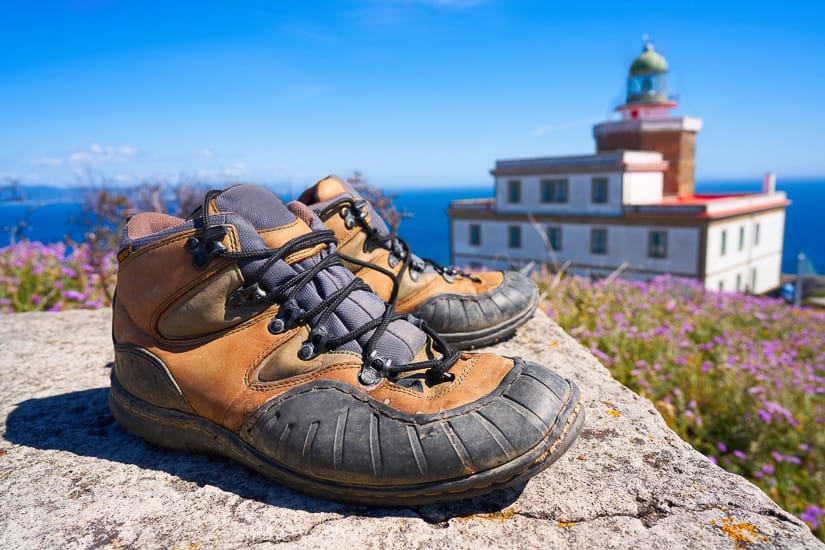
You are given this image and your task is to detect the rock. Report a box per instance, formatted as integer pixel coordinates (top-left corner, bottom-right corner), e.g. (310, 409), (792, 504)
(0, 308), (821, 549)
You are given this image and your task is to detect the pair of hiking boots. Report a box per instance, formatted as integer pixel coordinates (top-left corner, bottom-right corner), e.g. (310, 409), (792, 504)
(109, 177), (584, 506)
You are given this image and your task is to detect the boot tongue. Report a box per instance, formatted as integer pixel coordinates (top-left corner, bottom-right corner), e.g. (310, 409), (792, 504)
(303, 176), (391, 236)
(214, 184), (315, 248)
(212, 184), (426, 368)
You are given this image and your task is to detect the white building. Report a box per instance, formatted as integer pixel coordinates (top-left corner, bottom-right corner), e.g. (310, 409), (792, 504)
(448, 43), (789, 294)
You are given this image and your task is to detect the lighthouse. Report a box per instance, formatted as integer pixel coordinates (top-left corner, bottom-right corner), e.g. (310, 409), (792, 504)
(448, 40), (788, 295)
(593, 42), (702, 197)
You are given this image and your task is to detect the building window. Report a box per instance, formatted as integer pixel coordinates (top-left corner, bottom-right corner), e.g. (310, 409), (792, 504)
(469, 224), (481, 246)
(720, 230), (727, 256)
(591, 177), (608, 204)
(508, 225), (522, 249)
(718, 280), (724, 291)
(738, 226), (745, 251)
(751, 267), (757, 290)
(507, 180), (521, 203)
(648, 230), (668, 258)
(546, 226), (562, 251)
(736, 273), (742, 292)
(469, 261), (483, 270)
(590, 228), (607, 255)
(754, 223), (760, 246)
(541, 179), (568, 203)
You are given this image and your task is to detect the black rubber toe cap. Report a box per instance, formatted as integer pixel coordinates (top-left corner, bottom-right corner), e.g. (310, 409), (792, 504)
(411, 271), (539, 348)
(241, 358), (582, 490)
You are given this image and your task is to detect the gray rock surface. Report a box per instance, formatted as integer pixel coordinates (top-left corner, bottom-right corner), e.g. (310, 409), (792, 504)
(0, 308), (820, 549)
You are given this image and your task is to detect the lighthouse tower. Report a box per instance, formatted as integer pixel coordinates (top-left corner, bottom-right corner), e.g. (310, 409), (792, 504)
(593, 42), (702, 197)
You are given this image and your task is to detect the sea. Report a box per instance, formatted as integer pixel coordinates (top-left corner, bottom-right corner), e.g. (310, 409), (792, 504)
(1, 179), (823, 274)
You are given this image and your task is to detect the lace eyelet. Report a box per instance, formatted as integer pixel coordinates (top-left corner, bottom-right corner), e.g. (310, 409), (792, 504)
(268, 298), (304, 334)
(227, 282), (267, 308)
(186, 225), (228, 270)
(358, 367), (381, 386)
(297, 343), (314, 360)
(268, 318), (286, 334)
(388, 253), (399, 268)
(340, 207), (356, 230)
(298, 326), (329, 360)
(362, 350), (392, 382)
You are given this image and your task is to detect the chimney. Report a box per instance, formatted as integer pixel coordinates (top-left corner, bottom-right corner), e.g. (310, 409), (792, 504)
(762, 172), (777, 194)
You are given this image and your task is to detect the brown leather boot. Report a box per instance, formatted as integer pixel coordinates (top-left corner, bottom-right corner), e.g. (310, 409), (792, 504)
(298, 176), (539, 350)
(110, 184), (583, 505)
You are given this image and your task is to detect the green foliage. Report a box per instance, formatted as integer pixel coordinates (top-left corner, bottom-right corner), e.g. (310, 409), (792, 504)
(538, 274), (825, 538)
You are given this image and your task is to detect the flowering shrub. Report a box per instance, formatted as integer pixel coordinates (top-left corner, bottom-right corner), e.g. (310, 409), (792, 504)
(0, 240), (116, 313)
(539, 274), (825, 539)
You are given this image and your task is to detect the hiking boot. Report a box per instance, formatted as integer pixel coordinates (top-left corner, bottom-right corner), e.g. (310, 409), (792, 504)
(298, 176), (539, 350)
(109, 184), (584, 505)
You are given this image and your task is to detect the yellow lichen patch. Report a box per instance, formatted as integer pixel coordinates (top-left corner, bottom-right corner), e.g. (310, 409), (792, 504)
(577, 454), (588, 461)
(0, 449), (7, 458)
(557, 520), (577, 528)
(476, 509), (517, 521)
(602, 400), (615, 406)
(710, 517), (768, 547)
(549, 341), (559, 348)
(606, 408), (621, 417)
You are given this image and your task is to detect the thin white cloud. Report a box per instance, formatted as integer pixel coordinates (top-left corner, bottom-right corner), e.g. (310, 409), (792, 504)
(194, 148), (216, 158)
(69, 144), (138, 164)
(30, 157), (63, 166)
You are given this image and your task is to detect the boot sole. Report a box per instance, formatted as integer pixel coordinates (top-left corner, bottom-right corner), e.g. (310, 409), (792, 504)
(439, 290), (539, 350)
(109, 368), (584, 506)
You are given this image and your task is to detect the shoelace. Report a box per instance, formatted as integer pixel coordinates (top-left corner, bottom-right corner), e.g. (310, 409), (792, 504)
(320, 198), (481, 305)
(186, 190), (459, 386)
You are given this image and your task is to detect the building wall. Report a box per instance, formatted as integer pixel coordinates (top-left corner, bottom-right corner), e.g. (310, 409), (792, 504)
(494, 173), (623, 216)
(703, 209), (786, 293)
(596, 129), (697, 197)
(622, 171), (664, 204)
(704, 254), (782, 295)
(452, 218), (701, 277)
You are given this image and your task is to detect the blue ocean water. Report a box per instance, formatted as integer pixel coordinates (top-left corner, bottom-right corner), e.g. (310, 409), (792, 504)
(1, 180), (823, 274)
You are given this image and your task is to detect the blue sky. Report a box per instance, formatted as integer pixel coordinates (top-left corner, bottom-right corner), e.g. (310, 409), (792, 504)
(1, 1), (823, 190)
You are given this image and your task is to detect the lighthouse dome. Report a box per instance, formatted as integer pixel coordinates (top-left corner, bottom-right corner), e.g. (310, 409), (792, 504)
(625, 42), (670, 104)
(630, 42), (669, 75)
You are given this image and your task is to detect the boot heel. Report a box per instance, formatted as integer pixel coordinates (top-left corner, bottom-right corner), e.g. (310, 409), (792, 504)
(108, 371), (220, 455)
